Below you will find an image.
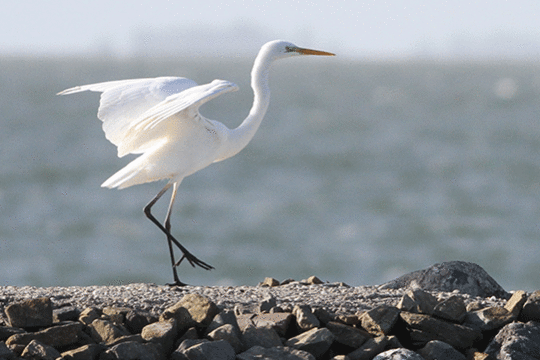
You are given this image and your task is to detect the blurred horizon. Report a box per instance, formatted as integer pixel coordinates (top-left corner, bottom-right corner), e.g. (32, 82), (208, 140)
(2, 1), (540, 60)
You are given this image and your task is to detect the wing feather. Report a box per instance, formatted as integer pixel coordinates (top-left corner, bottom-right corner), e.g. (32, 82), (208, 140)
(59, 77), (238, 157)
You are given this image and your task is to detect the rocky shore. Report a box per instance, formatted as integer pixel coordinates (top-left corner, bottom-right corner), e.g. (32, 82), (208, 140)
(0, 261), (539, 359)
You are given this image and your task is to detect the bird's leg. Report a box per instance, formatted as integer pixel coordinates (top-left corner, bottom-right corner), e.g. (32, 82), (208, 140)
(163, 183), (182, 285)
(143, 183), (214, 279)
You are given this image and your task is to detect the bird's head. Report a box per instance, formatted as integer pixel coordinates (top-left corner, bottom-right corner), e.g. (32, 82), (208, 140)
(260, 40), (335, 61)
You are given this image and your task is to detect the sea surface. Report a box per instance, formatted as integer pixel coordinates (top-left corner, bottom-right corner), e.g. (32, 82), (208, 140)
(1, 55), (540, 290)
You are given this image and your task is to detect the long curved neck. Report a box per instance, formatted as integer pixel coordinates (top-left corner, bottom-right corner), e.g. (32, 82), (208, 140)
(222, 54), (272, 159)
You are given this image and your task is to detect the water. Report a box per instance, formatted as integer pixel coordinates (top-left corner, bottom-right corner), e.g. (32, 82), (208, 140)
(1, 56), (540, 290)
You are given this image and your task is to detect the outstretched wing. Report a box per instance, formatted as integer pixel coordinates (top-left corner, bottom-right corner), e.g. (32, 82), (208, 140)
(59, 77), (238, 157)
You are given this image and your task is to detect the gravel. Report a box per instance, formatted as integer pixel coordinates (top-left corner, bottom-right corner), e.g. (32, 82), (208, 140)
(0, 281), (508, 321)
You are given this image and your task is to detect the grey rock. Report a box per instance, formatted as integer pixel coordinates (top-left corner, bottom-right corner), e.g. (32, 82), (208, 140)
(293, 305), (320, 331)
(101, 340), (164, 360)
(102, 306), (132, 324)
(125, 309), (158, 334)
(160, 294), (218, 328)
(61, 343), (105, 360)
(379, 261), (508, 298)
(141, 319), (178, 354)
(399, 311), (481, 350)
(20, 339), (61, 360)
(373, 348), (423, 360)
(6, 321), (83, 348)
(242, 325), (282, 350)
(79, 307), (101, 325)
(433, 295), (467, 323)
(207, 324), (243, 353)
(520, 290), (540, 322)
(285, 327), (335, 359)
(0, 326), (25, 341)
(180, 339), (235, 360)
(260, 295), (277, 313)
(485, 321), (540, 360)
(89, 318), (130, 344)
(360, 305), (400, 336)
(347, 335), (389, 360)
(417, 340), (466, 360)
(464, 306), (515, 332)
(174, 338), (210, 353)
(237, 345), (315, 360)
(251, 312), (293, 337)
(325, 321), (371, 348)
(5, 297), (52, 328)
(53, 306), (80, 322)
(0, 341), (16, 359)
(204, 309), (240, 336)
(397, 289), (438, 315)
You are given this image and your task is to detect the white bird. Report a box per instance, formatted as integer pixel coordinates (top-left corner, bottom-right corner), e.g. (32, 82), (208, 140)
(58, 40), (334, 285)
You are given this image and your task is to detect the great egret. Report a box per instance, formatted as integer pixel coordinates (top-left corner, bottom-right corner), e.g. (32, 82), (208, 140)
(58, 40), (335, 285)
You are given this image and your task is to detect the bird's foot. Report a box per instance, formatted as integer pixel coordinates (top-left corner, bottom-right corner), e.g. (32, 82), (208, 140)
(174, 252), (214, 270)
(166, 279), (189, 287)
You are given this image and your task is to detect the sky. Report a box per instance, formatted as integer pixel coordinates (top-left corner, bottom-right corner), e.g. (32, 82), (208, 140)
(1, 0), (539, 59)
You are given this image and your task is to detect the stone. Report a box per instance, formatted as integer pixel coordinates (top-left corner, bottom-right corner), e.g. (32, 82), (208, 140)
(207, 324), (243, 353)
(259, 295), (277, 313)
(293, 305), (320, 331)
(141, 319), (178, 354)
(307, 276), (324, 285)
(79, 307), (101, 325)
(0, 341), (15, 359)
(53, 306), (80, 322)
(61, 344), (105, 360)
(237, 345), (315, 360)
(373, 348), (424, 360)
(20, 339), (61, 360)
(360, 305), (400, 336)
(0, 326), (25, 341)
(417, 340), (466, 360)
(125, 310), (158, 334)
(285, 327), (335, 359)
(180, 339), (235, 360)
(251, 312), (293, 337)
(242, 324), (282, 350)
(485, 321), (540, 359)
(313, 308), (335, 325)
(174, 338), (210, 354)
(520, 290), (540, 322)
(504, 290), (527, 317)
(6, 321), (83, 348)
(5, 297), (52, 328)
(325, 321), (371, 349)
(399, 312), (481, 350)
(335, 314), (359, 326)
(432, 295), (467, 323)
(347, 335), (389, 360)
(101, 340), (164, 360)
(379, 261), (509, 298)
(160, 294), (218, 328)
(331, 356), (350, 360)
(89, 319), (130, 344)
(397, 289), (438, 315)
(260, 277), (280, 287)
(463, 306), (515, 332)
(102, 306), (132, 324)
(205, 309), (240, 336)
(470, 352), (495, 360)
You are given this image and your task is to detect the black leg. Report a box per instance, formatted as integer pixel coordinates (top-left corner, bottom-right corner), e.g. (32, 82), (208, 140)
(143, 183), (214, 285)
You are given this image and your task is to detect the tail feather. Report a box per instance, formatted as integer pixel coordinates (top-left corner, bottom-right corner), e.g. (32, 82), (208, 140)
(102, 157), (148, 189)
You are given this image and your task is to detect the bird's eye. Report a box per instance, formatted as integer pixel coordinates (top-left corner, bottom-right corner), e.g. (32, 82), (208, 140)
(285, 46), (295, 53)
